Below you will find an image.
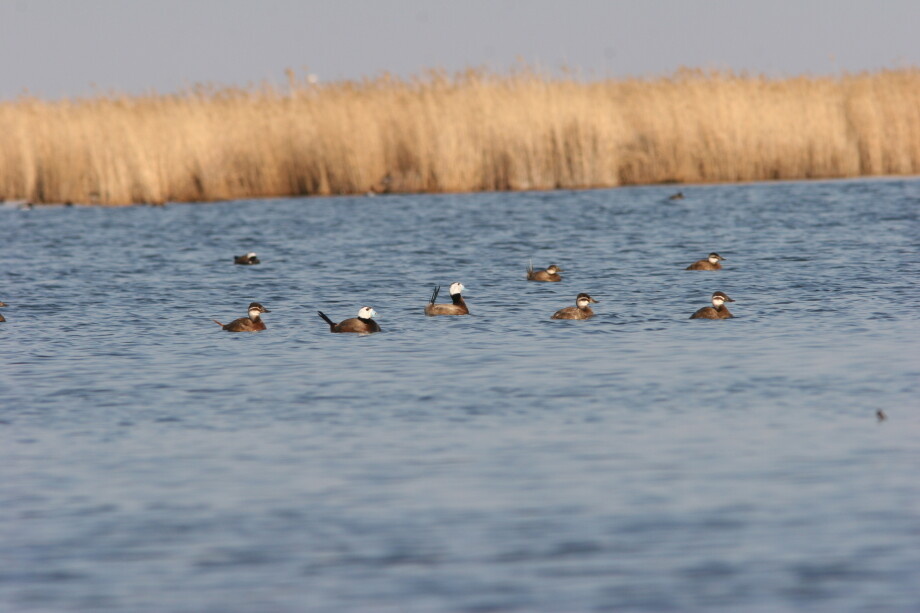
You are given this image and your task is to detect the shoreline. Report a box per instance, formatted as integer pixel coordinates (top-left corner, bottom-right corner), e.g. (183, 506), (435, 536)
(4, 172), (919, 209)
(2, 68), (919, 206)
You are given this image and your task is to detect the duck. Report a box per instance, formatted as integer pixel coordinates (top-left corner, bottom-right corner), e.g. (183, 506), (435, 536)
(689, 291), (735, 319)
(424, 283), (469, 316)
(684, 251), (725, 270)
(527, 262), (563, 282)
(318, 306), (380, 333)
(551, 293), (598, 320)
(213, 302), (270, 331)
(234, 252), (260, 265)
(686, 252), (725, 270)
(0, 300), (6, 322)
(668, 191), (685, 200)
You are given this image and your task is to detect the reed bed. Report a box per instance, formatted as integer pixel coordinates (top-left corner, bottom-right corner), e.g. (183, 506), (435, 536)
(1, 68), (919, 205)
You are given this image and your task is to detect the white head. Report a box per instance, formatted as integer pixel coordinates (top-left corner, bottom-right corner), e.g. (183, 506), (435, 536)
(449, 282), (465, 296)
(547, 264), (562, 274)
(708, 252), (724, 264)
(358, 306), (377, 319)
(246, 252), (257, 259)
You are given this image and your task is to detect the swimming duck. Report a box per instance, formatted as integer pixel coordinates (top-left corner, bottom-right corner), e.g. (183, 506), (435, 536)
(668, 191), (685, 200)
(318, 306), (381, 333)
(234, 252), (260, 265)
(686, 253), (725, 270)
(689, 291), (735, 319)
(213, 302), (270, 331)
(527, 262), (563, 282)
(424, 283), (469, 316)
(551, 293), (598, 320)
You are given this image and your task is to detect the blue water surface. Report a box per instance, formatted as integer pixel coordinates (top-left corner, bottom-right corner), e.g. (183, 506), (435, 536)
(1, 178), (919, 612)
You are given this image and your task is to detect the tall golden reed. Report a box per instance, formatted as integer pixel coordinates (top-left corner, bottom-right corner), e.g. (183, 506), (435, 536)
(1, 68), (918, 205)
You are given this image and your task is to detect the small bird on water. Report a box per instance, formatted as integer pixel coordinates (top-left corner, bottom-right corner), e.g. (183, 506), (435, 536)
(213, 302), (270, 332)
(551, 293), (599, 320)
(318, 306), (381, 334)
(690, 291), (735, 319)
(686, 252), (725, 271)
(234, 252), (260, 265)
(876, 410), (887, 422)
(527, 261), (563, 282)
(424, 283), (469, 316)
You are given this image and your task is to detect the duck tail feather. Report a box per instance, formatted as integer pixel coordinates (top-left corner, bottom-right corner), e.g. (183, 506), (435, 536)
(317, 311), (335, 328)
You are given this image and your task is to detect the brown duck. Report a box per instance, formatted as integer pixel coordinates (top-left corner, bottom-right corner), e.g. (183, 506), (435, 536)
(686, 252), (725, 271)
(424, 283), (469, 316)
(318, 306), (381, 333)
(234, 252), (260, 265)
(551, 293), (599, 320)
(527, 262), (563, 282)
(214, 302), (270, 331)
(689, 291), (735, 319)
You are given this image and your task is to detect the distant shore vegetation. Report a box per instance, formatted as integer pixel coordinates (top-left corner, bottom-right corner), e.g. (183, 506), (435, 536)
(2, 67), (919, 205)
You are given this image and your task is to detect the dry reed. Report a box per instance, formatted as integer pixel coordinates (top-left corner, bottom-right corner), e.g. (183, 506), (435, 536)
(1, 68), (919, 205)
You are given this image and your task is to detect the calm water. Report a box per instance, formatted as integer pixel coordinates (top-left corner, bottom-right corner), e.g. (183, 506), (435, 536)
(2, 179), (919, 612)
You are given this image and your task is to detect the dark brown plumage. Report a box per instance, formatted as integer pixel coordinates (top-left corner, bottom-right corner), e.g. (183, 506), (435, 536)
(527, 262), (563, 282)
(551, 293), (598, 320)
(234, 252), (260, 265)
(214, 302), (270, 332)
(686, 253), (724, 270)
(424, 283), (469, 316)
(318, 307), (381, 333)
(690, 292), (735, 319)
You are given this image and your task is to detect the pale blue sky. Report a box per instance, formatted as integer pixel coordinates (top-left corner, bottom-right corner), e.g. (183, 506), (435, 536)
(1, 0), (917, 99)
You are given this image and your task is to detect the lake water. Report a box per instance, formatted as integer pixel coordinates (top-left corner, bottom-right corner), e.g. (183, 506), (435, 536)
(2, 178), (919, 612)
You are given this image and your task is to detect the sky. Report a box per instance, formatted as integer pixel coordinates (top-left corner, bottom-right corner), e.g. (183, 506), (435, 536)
(1, 0), (918, 99)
